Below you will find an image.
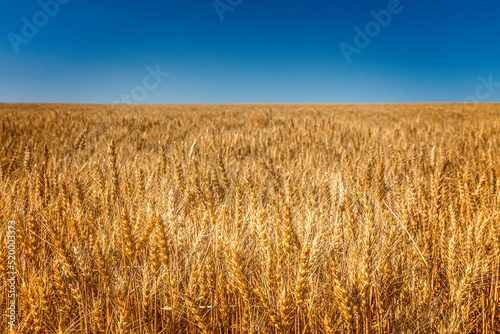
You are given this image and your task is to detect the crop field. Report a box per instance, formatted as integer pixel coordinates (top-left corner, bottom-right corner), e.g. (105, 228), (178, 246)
(1, 103), (500, 333)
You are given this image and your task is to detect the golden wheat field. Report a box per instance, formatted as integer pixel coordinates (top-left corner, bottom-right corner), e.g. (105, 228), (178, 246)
(1, 103), (500, 333)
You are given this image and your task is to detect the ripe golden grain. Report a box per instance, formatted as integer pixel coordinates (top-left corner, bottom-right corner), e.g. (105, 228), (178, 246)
(0, 103), (499, 333)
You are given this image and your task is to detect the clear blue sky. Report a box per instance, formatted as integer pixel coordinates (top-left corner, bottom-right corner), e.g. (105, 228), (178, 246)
(1, 0), (500, 103)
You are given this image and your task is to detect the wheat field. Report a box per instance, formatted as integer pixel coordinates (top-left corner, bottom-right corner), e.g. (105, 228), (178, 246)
(1, 103), (499, 333)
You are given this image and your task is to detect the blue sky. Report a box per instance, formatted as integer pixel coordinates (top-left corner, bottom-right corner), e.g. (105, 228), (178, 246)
(1, 0), (500, 103)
